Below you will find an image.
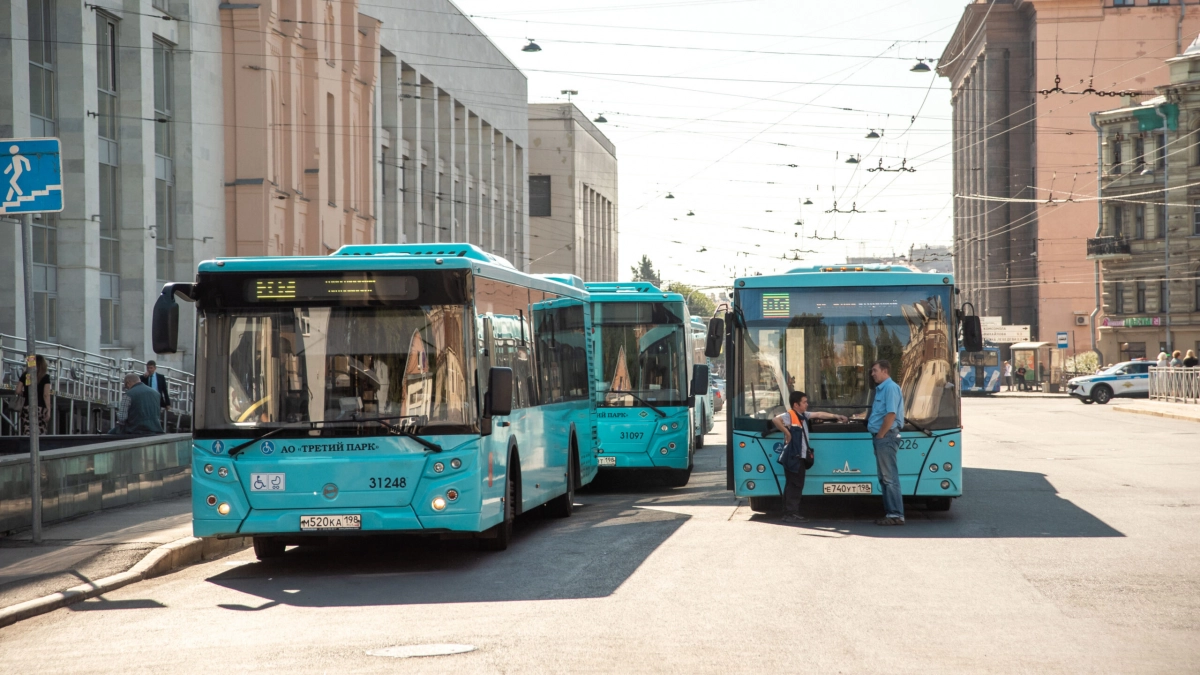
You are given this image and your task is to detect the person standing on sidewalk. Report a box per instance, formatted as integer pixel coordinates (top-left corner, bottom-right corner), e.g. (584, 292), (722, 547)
(1003, 360), (1013, 391)
(771, 391), (847, 523)
(867, 360), (905, 526)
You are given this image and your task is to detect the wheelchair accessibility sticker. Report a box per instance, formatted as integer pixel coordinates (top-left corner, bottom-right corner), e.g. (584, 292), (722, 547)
(250, 473), (285, 491)
(260, 440), (275, 455)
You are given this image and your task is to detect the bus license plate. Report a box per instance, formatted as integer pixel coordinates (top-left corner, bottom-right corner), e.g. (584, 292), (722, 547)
(597, 456), (617, 466)
(299, 514), (361, 530)
(823, 482), (872, 495)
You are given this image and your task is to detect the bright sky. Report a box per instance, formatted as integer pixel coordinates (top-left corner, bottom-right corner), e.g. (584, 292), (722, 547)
(454, 0), (968, 287)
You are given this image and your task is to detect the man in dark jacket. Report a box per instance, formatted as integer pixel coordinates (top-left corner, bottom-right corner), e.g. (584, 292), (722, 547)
(141, 360), (171, 410)
(119, 374), (164, 435)
(771, 391), (847, 523)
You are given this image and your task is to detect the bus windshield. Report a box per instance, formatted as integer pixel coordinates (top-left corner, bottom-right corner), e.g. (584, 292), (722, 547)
(196, 305), (475, 433)
(593, 301), (689, 407)
(735, 285), (958, 431)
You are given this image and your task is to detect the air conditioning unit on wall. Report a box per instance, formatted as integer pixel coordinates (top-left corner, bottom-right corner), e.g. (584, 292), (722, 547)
(1075, 315), (1089, 326)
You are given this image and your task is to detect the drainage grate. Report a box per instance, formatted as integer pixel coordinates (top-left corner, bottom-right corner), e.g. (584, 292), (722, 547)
(366, 644), (476, 659)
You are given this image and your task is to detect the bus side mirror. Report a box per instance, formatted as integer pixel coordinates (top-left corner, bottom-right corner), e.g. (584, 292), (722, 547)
(704, 317), (725, 358)
(486, 367), (513, 417)
(691, 364), (710, 397)
(962, 315), (983, 352)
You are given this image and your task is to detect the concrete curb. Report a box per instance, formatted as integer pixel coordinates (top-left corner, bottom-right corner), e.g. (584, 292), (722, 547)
(1113, 406), (1200, 424)
(0, 535), (250, 629)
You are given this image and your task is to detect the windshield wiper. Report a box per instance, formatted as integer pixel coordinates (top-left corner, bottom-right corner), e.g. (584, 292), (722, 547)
(227, 415), (440, 457)
(905, 419), (934, 437)
(605, 390), (667, 418)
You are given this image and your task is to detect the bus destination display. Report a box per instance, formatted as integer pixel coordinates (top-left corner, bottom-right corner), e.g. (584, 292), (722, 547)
(246, 275), (417, 302)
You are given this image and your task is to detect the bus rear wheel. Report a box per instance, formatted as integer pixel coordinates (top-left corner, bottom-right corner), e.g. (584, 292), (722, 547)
(926, 497), (952, 512)
(749, 496), (781, 513)
(545, 445), (576, 519)
(252, 536), (286, 560)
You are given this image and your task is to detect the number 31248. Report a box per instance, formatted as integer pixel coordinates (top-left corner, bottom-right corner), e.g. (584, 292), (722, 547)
(369, 477), (407, 489)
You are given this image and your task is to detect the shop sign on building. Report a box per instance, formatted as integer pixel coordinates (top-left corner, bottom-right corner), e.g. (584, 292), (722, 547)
(1100, 316), (1162, 328)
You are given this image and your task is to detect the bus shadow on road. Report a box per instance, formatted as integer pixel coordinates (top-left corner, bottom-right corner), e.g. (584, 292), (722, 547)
(204, 495), (689, 609)
(751, 467), (1125, 539)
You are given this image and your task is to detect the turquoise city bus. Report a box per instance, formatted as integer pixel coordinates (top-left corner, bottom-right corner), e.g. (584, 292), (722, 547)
(584, 283), (711, 487)
(706, 265), (962, 511)
(959, 345), (1001, 394)
(691, 316), (716, 439)
(152, 245), (597, 557)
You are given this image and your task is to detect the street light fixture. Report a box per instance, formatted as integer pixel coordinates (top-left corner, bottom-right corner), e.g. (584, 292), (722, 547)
(665, 192), (675, 199)
(910, 59), (931, 73)
(594, 113), (608, 123)
(523, 39), (542, 53)
(845, 155), (860, 164)
(866, 129), (880, 139)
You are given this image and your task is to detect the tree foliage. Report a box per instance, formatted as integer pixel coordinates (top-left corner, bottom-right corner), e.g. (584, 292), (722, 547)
(666, 282), (717, 318)
(630, 255), (662, 287)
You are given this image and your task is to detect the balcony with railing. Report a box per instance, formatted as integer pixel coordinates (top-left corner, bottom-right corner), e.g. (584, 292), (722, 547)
(1086, 236), (1132, 259)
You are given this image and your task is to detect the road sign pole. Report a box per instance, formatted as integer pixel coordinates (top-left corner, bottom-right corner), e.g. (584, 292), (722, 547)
(20, 213), (43, 545)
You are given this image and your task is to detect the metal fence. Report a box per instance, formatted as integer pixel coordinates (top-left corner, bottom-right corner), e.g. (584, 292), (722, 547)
(0, 334), (194, 435)
(1149, 366), (1200, 404)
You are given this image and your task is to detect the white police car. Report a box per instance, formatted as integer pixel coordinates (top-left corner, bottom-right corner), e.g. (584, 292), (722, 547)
(1067, 361), (1151, 404)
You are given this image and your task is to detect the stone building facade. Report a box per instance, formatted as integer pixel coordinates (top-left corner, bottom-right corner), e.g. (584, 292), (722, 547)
(1093, 41), (1200, 361)
(527, 103), (617, 281)
(939, 0), (1200, 358)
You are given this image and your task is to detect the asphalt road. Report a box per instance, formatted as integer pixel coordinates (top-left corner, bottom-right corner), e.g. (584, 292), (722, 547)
(1, 399), (1197, 673)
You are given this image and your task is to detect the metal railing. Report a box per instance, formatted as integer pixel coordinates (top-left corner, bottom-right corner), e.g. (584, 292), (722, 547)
(1149, 366), (1200, 404)
(0, 334), (194, 435)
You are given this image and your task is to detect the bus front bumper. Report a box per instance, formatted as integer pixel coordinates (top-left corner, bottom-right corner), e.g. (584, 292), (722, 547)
(194, 507), (486, 538)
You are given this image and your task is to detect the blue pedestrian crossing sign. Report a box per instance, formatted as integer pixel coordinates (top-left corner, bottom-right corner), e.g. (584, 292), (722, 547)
(1, 138), (63, 215)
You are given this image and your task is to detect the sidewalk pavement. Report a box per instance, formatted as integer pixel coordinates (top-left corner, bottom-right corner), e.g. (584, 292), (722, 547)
(1113, 399), (1200, 423)
(0, 497), (250, 628)
(990, 390), (1070, 399)
(0, 498), (192, 610)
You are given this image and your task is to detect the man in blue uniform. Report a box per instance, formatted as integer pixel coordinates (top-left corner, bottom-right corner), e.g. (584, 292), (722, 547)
(867, 360), (905, 525)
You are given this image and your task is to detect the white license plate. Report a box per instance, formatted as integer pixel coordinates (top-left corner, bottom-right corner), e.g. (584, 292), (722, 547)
(597, 456), (617, 466)
(823, 482), (873, 495)
(250, 473), (286, 491)
(299, 514), (362, 530)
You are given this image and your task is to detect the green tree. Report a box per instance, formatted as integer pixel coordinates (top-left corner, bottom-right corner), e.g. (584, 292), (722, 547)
(630, 255), (662, 287)
(666, 282), (717, 318)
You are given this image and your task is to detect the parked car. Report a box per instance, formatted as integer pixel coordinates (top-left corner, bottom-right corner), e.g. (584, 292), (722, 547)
(711, 377), (726, 412)
(1066, 361), (1150, 404)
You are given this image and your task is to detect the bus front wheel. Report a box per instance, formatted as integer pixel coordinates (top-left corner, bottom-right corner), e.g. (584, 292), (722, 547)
(480, 456), (518, 551)
(695, 411), (706, 449)
(749, 496), (781, 513)
(664, 467), (692, 488)
(926, 497), (952, 512)
(252, 536), (286, 560)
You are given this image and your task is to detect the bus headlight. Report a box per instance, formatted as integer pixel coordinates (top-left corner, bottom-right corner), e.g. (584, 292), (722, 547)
(217, 503), (231, 515)
(756, 464), (765, 473)
(746, 481), (756, 490)
(940, 480), (950, 490)
(743, 463), (752, 472)
(450, 458), (462, 470)
(668, 442), (676, 449)
(432, 497), (447, 511)
(929, 463), (939, 472)
(943, 462), (953, 472)
(204, 464), (214, 474)
(660, 447), (668, 455)
(434, 462), (445, 473)
(217, 467), (229, 478)
(661, 424), (669, 432)
(671, 422), (679, 430)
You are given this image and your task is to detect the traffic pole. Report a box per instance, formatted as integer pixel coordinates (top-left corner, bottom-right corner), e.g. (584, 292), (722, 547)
(20, 213), (43, 545)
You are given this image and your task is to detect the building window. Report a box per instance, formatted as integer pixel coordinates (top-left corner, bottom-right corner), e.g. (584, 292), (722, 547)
(1193, 202), (1200, 236)
(326, 94), (336, 204)
(529, 176), (551, 217)
(1157, 204), (1167, 238)
(1134, 136), (1145, 170)
(1111, 139), (1122, 173)
(99, 15), (121, 346)
(1136, 280), (1147, 314)
(1114, 281), (1125, 314)
(31, 215), (57, 340)
(1195, 278), (1200, 311)
(28, 0), (56, 136)
(1161, 278), (1169, 313)
(152, 0), (168, 12)
(1134, 204), (1145, 239)
(1149, 0), (1171, 5)
(154, 41), (175, 282)
(1112, 205), (1124, 237)
(1157, 133), (1167, 169)
(1113, 0), (1135, 6)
